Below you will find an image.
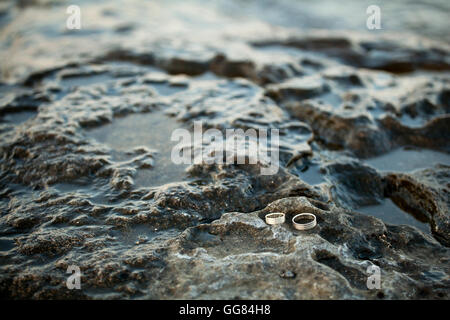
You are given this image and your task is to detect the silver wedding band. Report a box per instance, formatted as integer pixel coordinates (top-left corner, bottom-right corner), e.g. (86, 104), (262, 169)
(292, 213), (317, 230)
(265, 212), (285, 225)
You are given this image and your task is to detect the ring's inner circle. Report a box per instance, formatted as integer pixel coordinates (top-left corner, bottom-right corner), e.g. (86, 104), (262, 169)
(294, 216), (314, 224)
(267, 213), (284, 218)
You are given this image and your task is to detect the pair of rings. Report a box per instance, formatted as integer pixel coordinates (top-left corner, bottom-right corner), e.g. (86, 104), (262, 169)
(265, 212), (317, 230)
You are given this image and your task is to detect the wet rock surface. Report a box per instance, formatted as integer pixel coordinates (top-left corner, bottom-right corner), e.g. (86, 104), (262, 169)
(0, 0), (449, 299)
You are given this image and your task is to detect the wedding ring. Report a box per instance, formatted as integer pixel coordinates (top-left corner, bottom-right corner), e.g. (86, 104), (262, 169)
(292, 213), (317, 230)
(265, 212), (285, 225)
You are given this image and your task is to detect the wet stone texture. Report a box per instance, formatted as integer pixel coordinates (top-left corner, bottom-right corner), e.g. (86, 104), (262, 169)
(0, 0), (449, 299)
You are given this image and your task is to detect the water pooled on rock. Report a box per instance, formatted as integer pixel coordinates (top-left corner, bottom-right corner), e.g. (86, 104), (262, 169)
(365, 147), (450, 172)
(86, 111), (189, 188)
(0, 111), (36, 124)
(1, 0), (450, 300)
(359, 198), (430, 234)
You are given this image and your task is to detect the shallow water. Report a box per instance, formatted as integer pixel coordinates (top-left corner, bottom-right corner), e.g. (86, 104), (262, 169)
(0, 111), (36, 124)
(1, 0), (449, 300)
(86, 111), (189, 188)
(292, 163), (326, 185)
(359, 147), (450, 231)
(117, 225), (181, 245)
(359, 198), (430, 233)
(150, 83), (187, 96)
(52, 181), (112, 205)
(365, 147), (450, 172)
(60, 73), (112, 89)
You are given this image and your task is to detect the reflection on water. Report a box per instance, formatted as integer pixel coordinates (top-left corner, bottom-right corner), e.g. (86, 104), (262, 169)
(0, 237), (15, 252)
(59, 73), (112, 90)
(359, 146), (449, 232)
(149, 83), (187, 96)
(359, 198), (430, 233)
(365, 146), (450, 172)
(212, 0), (450, 42)
(52, 181), (111, 205)
(117, 225), (181, 245)
(86, 111), (189, 188)
(0, 111), (36, 124)
(57, 70), (186, 97)
(292, 163), (326, 185)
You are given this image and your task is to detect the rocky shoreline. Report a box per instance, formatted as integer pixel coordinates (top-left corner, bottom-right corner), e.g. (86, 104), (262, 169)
(0, 0), (449, 299)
